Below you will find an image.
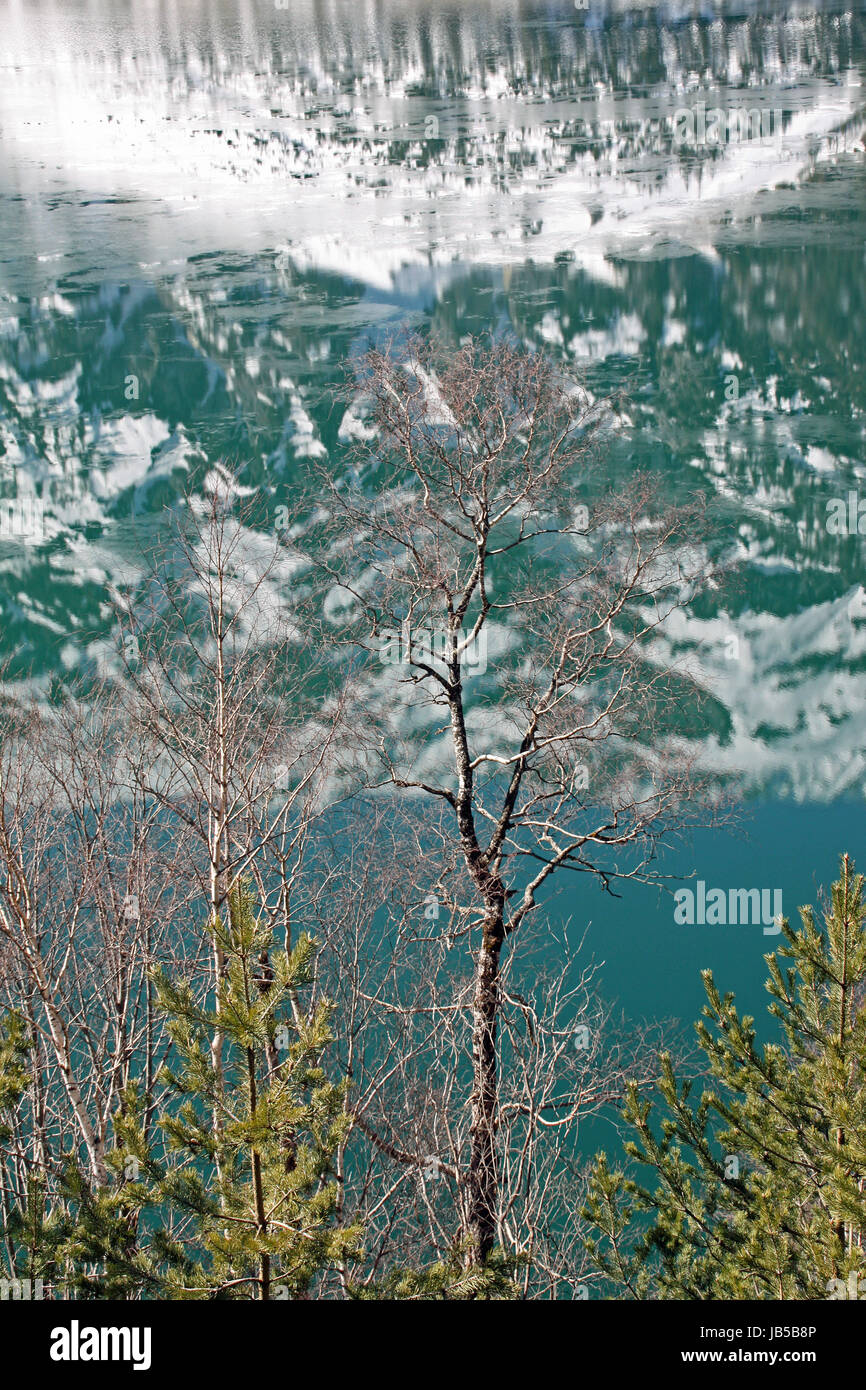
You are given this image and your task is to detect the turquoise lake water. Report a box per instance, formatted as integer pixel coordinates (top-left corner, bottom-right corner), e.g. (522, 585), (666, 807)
(1, 0), (865, 1032)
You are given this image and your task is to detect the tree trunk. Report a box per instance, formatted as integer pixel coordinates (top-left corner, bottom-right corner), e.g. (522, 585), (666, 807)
(466, 903), (505, 1264)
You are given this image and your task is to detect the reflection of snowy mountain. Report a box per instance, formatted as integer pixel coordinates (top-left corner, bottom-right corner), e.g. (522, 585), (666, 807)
(656, 585), (866, 800)
(0, 0), (864, 798)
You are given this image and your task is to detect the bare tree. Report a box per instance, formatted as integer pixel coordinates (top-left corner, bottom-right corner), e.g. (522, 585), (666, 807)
(307, 796), (699, 1296)
(0, 688), (194, 1221)
(112, 481), (357, 1174)
(309, 335), (722, 1266)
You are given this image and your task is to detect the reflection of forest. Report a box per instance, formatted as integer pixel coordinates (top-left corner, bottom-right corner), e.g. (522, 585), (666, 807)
(2, 1), (864, 180)
(5, 0), (860, 104)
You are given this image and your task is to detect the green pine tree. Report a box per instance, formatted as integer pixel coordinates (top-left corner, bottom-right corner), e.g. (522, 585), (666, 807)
(64, 884), (361, 1299)
(1, 1016), (44, 1295)
(0, 1011), (29, 1137)
(583, 853), (866, 1299)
